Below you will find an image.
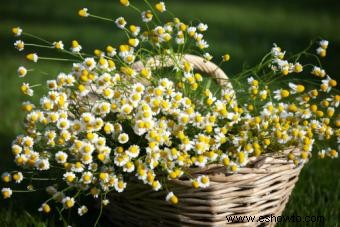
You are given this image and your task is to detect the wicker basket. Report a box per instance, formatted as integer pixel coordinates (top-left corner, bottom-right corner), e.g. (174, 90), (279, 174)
(104, 56), (303, 226)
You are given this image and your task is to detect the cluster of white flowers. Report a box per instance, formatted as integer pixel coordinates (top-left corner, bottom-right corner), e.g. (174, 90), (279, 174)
(1, 1), (339, 222)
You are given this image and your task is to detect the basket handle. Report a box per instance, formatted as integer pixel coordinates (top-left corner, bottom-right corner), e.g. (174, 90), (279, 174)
(132, 54), (234, 91)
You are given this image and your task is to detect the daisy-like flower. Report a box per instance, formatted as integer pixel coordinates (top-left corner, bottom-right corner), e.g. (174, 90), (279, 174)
(197, 175), (210, 188)
(121, 104), (133, 115)
(63, 172), (76, 183)
(120, 0), (129, 6)
(22, 136), (34, 147)
(118, 133), (129, 144)
(78, 205), (88, 216)
(78, 8), (89, 17)
(62, 197), (75, 209)
(318, 149), (326, 159)
(12, 27), (23, 36)
(311, 66), (326, 78)
(1, 172), (11, 183)
(114, 180), (127, 193)
(1, 188), (13, 199)
(35, 159), (50, 171)
(155, 2), (166, 13)
(197, 39), (209, 49)
(14, 40), (24, 51)
(123, 161), (135, 173)
(197, 23), (208, 32)
(273, 89), (290, 100)
(126, 145), (140, 158)
(294, 63), (303, 73)
(12, 172), (23, 183)
(17, 66), (27, 78)
(319, 40), (329, 49)
(151, 180), (162, 191)
(115, 17), (127, 29)
(81, 171), (93, 184)
(129, 25), (141, 37)
(128, 38), (139, 47)
(288, 83), (305, 94)
(166, 192), (178, 205)
(57, 118), (70, 130)
(102, 199), (110, 206)
(55, 151), (68, 164)
(26, 53), (38, 62)
(53, 41), (64, 50)
(316, 47), (326, 57)
(70, 40), (82, 53)
(321, 76), (335, 93)
(141, 11), (153, 23)
(38, 203), (51, 213)
(222, 54), (230, 62)
(203, 53), (213, 61)
(328, 149), (338, 159)
(106, 45), (117, 57)
(83, 57), (96, 71)
(72, 162), (85, 173)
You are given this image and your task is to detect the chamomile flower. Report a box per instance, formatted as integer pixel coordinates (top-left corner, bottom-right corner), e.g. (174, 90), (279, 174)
(1, 188), (13, 199)
(53, 41), (64, 50)
(14, 40), (24, 51)
(320, 40), (329, 49)
(126, 145), (140, 158)
(26, 53), (38, 62)
(152, 180), (162, 191)
(120, 0), (129, 6)
(12, 172), (23, 183)
(316, 47), (326, 57)
(118, 133), (129, 144)
(72, 162), (85, 173)
(222, 54), (230, 62)
(294, 63), (303, 73)
(12, 27), (23, 36)
(273, 89), (290, 101)
(1, 172), (11, 183)
(17, 66), (28, 77)
(35, 159), (50, 171)
(141, 11), (153, 23)
(129, 25), (141, 37)
(311, 66), (326, 78)
(288, 83), (305, 94)
(55, 151), (68, 164)
(63, 172), (76, 183)
(22, 136), (34, 148)
(197, 23), (208, 32)
(197, 175), (210, 188)
(81, 172), (93, 184)
(83, 57), (96, 71)
(155, 2), (166, 13)
(62, 197), (75, 209)
(70, 40), (82, 53)
(114, 180), (127, 193)
(78, 8), (89, 17)
(166, 192), (178, 205)
(115, 17), (127, 29)
(78, 205), (88, 216)
(38, 203), (51, 213)
(203, 53), (213, 61)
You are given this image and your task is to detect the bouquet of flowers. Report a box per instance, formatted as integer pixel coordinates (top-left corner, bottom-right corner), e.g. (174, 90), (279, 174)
(2, 0), (339, 225)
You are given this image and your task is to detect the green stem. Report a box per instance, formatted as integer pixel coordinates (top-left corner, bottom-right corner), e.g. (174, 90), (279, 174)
(94, 194), (104, 227)
(89, 14), (114, 22)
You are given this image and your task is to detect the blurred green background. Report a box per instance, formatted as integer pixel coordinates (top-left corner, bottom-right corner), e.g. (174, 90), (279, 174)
(0, 0), (339, 226)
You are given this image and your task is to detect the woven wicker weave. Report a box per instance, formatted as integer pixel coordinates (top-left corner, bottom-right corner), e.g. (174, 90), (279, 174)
(105, 149), (302, 227)
(104, 55), (303, 226)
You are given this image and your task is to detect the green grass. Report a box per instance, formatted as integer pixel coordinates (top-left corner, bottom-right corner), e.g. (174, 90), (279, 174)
(0, 0), (339, 226)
